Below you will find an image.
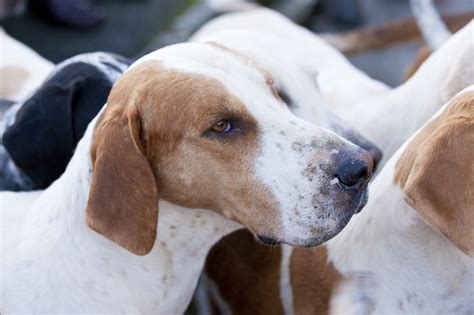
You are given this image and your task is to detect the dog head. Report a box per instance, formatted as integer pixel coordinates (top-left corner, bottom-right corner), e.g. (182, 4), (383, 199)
(86, 43), (373, 255)
(192, 30), (383, 170)
(396, 87), (474, 257)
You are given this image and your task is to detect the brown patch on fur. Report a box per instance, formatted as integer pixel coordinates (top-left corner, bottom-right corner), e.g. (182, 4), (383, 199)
(86, 59), (282, 255)
(395, 90), (474, 257)
(202, 240), (341, 315)
(291, 245), (341, 315)
(0, 65), (29, 98)
(205, 229), (284, 315)
(205, 41), (286, 106)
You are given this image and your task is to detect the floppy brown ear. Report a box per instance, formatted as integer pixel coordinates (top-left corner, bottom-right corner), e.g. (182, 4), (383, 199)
(396, 91), (474, 257)
(85, 101), (158, 256)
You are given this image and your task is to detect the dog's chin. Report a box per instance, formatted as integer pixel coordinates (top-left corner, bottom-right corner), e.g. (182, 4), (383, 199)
(256, 232), (336, 248)
(256, 235), (282, 246)
(255, 189), (369, 248)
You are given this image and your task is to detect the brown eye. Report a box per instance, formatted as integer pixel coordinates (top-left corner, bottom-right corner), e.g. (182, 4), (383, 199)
(211, 120), (232, 133)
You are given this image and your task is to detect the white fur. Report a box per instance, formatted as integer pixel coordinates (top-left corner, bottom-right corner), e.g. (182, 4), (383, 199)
(280, 245), (294, 315)
(409, 0), (451, 49)
(0, 28), (53, 100)
(327, 89), (474, 314)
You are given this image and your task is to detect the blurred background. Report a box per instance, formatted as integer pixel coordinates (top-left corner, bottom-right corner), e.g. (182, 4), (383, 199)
(1, 0), (472, 86)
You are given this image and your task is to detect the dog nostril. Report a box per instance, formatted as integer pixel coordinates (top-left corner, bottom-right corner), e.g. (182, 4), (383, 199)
(334, 150), (372, 192)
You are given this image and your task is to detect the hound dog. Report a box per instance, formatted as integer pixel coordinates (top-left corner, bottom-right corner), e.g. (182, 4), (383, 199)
(0, 42), (374, 313)
(319, 86), (474, 314)
(190, 9), (474, 314)
(0, 52), (131, 191)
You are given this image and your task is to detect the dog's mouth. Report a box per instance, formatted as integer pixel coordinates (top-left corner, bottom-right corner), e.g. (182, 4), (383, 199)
(255, 188), (369, 248)
(256, 235), (327, 248)
(257, 235), (282, 246)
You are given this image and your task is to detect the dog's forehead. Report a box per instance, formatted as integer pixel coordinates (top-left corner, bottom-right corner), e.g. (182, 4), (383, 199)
(134, 43), (268, 93)
(130, 42), (289, 122)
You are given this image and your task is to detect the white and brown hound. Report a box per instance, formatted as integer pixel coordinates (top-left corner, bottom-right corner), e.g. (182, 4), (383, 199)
(0, 42), (374, 313)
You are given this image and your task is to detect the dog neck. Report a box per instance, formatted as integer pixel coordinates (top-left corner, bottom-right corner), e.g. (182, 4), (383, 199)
(2, 117), (242, 314)
(326, 151), (474, 313)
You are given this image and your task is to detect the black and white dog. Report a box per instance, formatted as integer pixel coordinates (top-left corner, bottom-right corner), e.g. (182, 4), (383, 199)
(0, 52), (131, 191)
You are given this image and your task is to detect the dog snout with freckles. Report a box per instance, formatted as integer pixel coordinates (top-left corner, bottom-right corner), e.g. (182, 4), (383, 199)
(254, 116), (373, 247)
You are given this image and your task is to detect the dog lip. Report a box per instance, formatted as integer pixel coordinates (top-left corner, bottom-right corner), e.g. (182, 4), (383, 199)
(257, 235), (282, 246)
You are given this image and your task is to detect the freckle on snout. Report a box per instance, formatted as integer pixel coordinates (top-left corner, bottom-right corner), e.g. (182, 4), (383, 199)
(292, 141), (305, 153)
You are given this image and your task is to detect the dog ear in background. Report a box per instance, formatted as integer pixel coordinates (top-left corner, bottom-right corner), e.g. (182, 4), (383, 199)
(0, 98), (15, 121)
(396, 88), (474, 257)
(2, 57), (130, 189)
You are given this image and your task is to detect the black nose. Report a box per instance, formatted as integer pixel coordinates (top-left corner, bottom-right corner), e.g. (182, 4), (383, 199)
(334, 149), (373, 192)
(348, 141), (382, 173)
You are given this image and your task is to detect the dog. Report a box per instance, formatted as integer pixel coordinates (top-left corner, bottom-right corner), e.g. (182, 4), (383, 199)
(312, 86), (474, 314)
(0, 41), (374, 313)
(0, 52), (131, 191)
(189, 9), (474, 314)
